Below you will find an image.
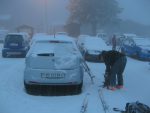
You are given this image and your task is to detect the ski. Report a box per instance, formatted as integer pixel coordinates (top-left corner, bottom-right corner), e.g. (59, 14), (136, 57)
(80, 93), (89, 113)
(82, 60), (95, 84)
(98, 87), (110, 113)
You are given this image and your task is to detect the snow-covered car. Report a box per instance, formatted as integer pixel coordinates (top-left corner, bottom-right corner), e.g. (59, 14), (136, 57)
(55, 32), (68, 36)
(77, 36), (111, 62)
(132, 37), (150, 61)
(96, 32), (108, 41)
(2, 32), (30, 57)
(24, 35), (84, 95)
(0, 29), (8, 43)
(121, 37), (141, 57)
(121, 37), (150, 61)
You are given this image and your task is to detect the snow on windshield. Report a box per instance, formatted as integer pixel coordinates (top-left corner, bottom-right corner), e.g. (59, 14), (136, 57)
(31, 41), (76, 56)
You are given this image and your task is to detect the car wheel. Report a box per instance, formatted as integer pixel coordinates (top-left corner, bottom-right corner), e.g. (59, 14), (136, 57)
(24, 81), (32, 94)
(75, 82), (83, 94)
(24, 81), (40, 95)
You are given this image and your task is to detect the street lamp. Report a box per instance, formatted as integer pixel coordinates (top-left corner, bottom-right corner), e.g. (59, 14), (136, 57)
(44, 0), (48, 33)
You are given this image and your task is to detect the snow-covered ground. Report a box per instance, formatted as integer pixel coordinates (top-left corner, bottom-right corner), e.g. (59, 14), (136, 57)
(0, 42), (150, 113)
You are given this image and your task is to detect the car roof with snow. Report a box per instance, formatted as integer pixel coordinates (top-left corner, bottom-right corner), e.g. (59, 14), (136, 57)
(55, 32), (68, 36)
(7, 32), (28, 35)
(78, 36), (110, 50)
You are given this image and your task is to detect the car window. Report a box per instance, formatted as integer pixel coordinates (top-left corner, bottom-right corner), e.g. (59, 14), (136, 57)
(32, 41), (75, 54)
(5, 35), (23, 43)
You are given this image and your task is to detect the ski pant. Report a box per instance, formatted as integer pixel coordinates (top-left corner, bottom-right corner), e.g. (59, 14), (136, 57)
(110, 56), (127, 87)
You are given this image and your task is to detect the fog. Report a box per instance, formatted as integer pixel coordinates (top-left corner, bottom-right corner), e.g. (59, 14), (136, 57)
(118, 0), (150, 25)
(0, 0), (150, 33)
(0, 0), (69, 31)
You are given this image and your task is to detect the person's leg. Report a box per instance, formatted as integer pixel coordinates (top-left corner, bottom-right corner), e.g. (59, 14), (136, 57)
(117, 57), (127, 86)
(109, 63), (119, 88)
(104, 73), (110, 88)
(108, 69), (117, 90)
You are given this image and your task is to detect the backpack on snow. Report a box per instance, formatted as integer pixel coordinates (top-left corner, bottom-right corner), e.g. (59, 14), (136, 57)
(125, 101), (150, 113)
(113, 101), (150, 113)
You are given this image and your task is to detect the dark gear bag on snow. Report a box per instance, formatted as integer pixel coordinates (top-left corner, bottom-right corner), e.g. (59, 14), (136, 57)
(113, 101), (150, 113)
(125, 101), (150, 113)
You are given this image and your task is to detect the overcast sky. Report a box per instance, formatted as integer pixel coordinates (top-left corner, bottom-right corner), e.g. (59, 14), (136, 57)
(118, 0), (150, 25)
(0, 0), (150, 30)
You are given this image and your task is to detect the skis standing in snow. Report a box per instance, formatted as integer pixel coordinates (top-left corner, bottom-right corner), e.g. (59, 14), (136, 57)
(98, 87), (110, 113)
(82, 60), (95, 84)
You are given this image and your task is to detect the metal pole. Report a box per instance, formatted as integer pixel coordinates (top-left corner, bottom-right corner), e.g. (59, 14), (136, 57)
(44, 0), (48, 33)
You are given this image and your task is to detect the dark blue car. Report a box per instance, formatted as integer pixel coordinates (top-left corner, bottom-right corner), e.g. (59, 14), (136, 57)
(2, 33), (30, 58)
(121, 37), (150, 61)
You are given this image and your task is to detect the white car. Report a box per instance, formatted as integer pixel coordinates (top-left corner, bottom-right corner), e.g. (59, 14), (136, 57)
(77, 36), (111, 62)
(24, 35), (84, 95)
(55, 32), (68, 36)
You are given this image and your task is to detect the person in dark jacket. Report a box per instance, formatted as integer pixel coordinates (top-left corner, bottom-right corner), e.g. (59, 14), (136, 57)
(100, 50), (127, 91)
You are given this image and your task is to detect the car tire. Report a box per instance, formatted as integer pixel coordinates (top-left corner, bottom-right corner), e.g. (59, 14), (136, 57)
(75, 81), (83, 94)
(24, 81), (32, 94)
(24, 81), (39, 95)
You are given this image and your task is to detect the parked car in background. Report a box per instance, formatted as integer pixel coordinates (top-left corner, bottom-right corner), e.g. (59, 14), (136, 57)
(96, 32), (108, 41)
(24, 35), (84, 95)
(77, 36), (111, 62)
(121, 36), (150, 61)
(29, 33), (48, 46)
(121, 37), (141, 57)
(132, 37), (150, 61)
(2, 32), (30, 57)
(55, 32), (68, 36)
(0, 29), (8, 43)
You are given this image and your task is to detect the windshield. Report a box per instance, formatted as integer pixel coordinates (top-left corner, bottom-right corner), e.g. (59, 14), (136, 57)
(32, 41), (75, 55)
(5, 35), (23, 43)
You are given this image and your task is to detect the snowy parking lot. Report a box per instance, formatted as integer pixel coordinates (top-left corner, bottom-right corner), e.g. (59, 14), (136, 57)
(0, 43), (150, 113)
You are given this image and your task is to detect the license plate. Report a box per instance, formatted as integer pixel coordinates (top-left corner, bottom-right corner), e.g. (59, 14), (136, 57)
(41, 72), (65, 79)
(7, 52), (21, 55)
(10, 43), (18, 46)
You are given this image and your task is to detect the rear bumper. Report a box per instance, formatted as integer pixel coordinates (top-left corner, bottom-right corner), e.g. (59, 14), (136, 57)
(24, 67), (84, 86)
(2, 48), (27, 55)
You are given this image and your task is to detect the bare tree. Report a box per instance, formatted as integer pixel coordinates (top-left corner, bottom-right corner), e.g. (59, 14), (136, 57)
(67, 0), (122, 35)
